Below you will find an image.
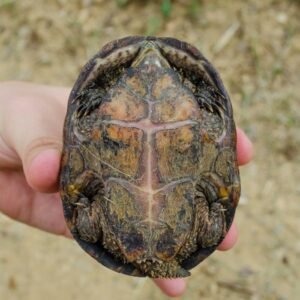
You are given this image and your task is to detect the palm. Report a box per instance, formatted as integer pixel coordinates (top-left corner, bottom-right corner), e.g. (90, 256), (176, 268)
(0, 169), (69, 236)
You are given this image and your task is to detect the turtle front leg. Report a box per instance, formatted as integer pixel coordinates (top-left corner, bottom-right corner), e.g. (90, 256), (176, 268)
(68, 170), (104, 243)
(75, 83), (106, 118)
(195, 174), (228, 248)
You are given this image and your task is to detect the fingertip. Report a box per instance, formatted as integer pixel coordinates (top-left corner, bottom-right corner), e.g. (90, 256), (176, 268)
(26, 149), (61, 193)
(237, 128), (254, 166)
(218, 222), (238, 251)
(153, 278), (187, 297)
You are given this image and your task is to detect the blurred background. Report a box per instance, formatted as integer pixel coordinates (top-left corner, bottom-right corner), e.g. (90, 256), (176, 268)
(0, 0), (299, 299)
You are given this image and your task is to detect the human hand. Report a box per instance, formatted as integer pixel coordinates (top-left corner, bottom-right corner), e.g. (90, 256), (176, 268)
(0, 81), (253, 297)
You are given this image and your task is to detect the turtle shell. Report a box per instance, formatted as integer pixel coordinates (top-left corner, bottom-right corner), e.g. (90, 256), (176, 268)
(60, 36), (240, 278)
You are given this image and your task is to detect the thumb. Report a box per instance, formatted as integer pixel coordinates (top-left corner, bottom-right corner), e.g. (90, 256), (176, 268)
(25, 143), (62, 193)
(0, 82), (69, 192)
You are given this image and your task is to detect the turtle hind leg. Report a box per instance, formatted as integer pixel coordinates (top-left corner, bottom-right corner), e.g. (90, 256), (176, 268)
(69, 170), (105, 243)
(195, 176), (227, 248)
(74, 197), (103, 243)
(196, 200), (225, 248)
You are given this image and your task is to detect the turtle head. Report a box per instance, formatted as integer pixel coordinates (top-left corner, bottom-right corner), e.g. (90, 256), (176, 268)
(132, 41), (170, 68)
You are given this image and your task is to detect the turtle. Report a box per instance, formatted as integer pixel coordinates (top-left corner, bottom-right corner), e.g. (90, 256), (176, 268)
(59, 36), (240, 278)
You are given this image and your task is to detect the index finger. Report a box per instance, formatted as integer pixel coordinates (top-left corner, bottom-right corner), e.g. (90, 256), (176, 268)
(236, 128), (253, 166)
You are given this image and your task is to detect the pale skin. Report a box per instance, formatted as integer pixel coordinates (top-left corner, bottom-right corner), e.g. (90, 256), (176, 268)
(0, 81), (253, 297)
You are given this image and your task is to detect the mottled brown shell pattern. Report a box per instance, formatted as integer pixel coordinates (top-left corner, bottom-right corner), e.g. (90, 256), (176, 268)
(60, 36), (240, 278)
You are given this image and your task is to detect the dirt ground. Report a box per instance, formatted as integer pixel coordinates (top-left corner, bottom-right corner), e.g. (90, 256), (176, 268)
(0, 0), (299, 299)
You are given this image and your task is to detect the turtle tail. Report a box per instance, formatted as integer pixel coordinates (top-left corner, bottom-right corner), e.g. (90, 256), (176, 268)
(136, 259), (190, 278)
